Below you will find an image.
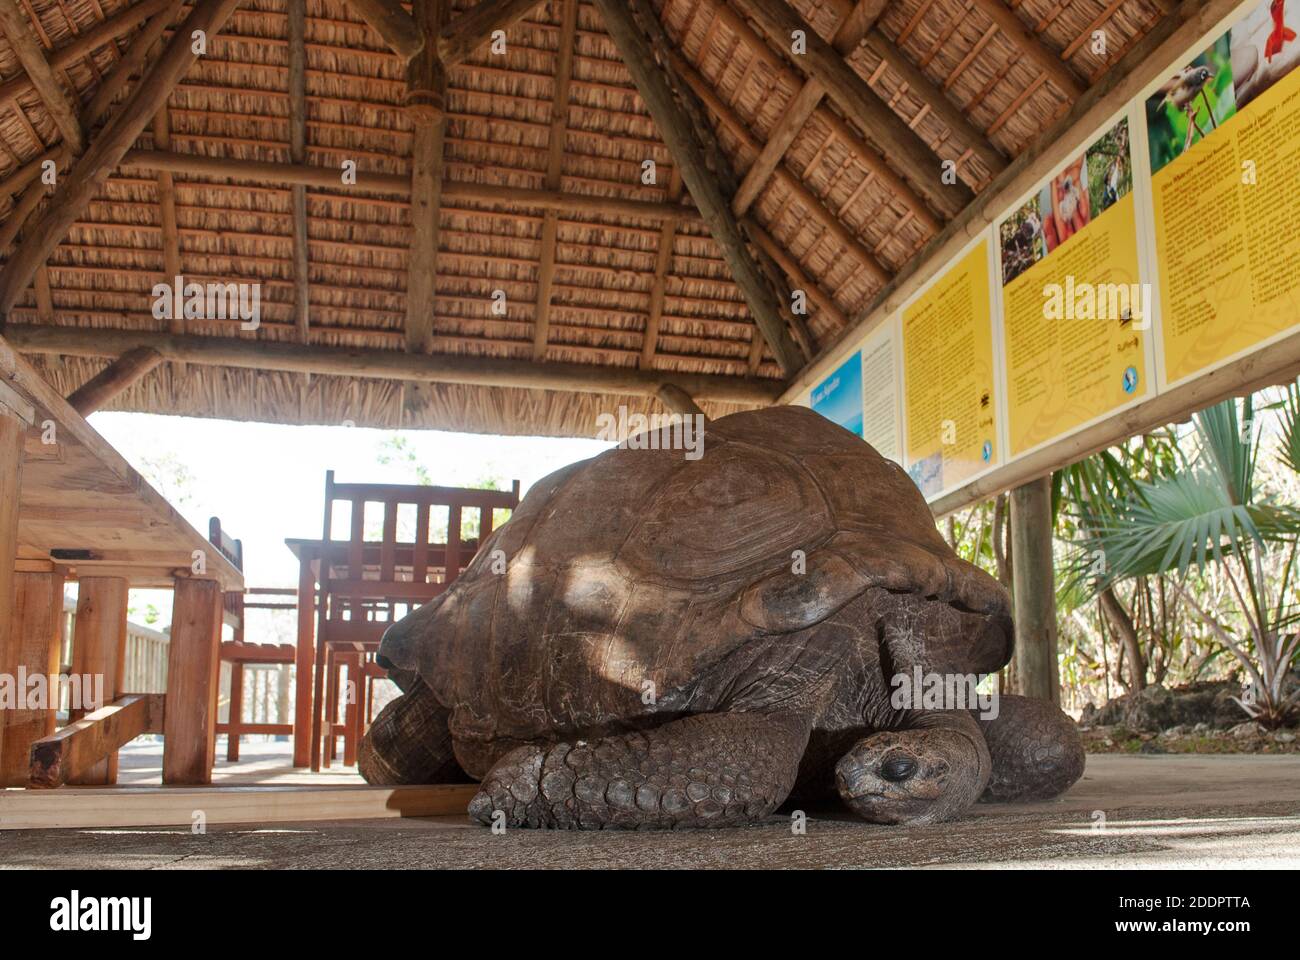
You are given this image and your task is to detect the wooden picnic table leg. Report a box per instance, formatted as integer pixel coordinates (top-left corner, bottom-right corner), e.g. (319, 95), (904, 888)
(343, 651), (360, 767)
(292, 552), (315, 767)
(162, 577), (222, 785)
(68, 576), (128, 784)
(0, 391), (32, 779)
(0, 565), (64, 786)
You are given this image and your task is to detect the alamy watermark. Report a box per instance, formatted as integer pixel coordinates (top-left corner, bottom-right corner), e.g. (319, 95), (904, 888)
(0, 669), (104, 712)
(151, 274), (261, 330)
(595, 406), (705, 460)
(889, 666), (999, 720)
(1042, 277), (1151, 329)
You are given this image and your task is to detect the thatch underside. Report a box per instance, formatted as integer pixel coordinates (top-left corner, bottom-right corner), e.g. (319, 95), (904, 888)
(0, 0), (1173, 436)
(31, 353), (751, 435)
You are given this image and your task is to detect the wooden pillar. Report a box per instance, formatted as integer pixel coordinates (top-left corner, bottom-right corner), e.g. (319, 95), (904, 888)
(0, 389), (28, 770)
(292, 555), (315, 767)
(1, 569), (65, 786)
(162, 577), (222, 784)
(226, 658), (243, 761)
(1009, 476), (1059, 703)
(68, 577), (129, 783)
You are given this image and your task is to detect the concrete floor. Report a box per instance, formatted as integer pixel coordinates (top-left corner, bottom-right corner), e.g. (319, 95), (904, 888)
(2, 753), (1299, 868)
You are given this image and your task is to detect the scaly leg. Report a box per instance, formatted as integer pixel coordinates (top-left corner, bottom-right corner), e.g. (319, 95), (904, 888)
(467, 711), (812, 829)
(358, 680), (468, 785)
(975, 694), (1085, 802)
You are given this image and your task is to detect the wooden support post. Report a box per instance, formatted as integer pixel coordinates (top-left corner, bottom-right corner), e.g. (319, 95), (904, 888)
(292, 555), (315, 767)
(596, 0), (802, 376)
(226, 657), (243, 761)
(65, 346), (163, 416)
(162, 578), (222, 785)
(0, 385), (32, 777)
(68, 577), (128, 784)
(0, 569), (66, 786)
(404, 0), (449, 356)
(0, 0), (85, 153)
(1009, 476), (1059, 703)
(731, 0), (971, 219)
(531, 0), (578, 361)
(0, 0), (244, 324)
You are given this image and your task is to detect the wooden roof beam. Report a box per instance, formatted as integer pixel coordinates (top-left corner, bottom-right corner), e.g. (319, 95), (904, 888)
(596, 0), (802, 376)
(734, 0), (886, 216)
(731, 0), (970, 220)
(0, 0), (173, 111)
(0, 0), (85, 153)
(347, 0), (424, 60)
(969, 0), (1085, 99)
(6, 324), (787, 405)
(707, 0), (941, 233)
(531, 0), (578, 361)
(65, 347), (164, 416)
(288, 0), (310, 344)
(438, 0), (543, 66)
(0, 0), (245, 326)
(117, 149), (705, 222)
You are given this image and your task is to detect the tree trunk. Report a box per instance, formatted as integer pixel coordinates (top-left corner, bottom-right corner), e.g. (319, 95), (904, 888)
(1099, 584), (1146, 691)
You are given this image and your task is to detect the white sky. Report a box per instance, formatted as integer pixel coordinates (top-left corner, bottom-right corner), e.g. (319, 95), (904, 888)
(87, 412), (610, 624)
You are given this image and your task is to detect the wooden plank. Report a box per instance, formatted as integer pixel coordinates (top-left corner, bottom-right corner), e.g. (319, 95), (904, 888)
(68, 577), (129, 784)
(531, 0), (578, 361)
(6, 324), (786, 404)
(731, 0), (970, 220)
(0, 570), (65, 785)
(0, 0), (84, 153)
(117, 149), (703, 222)
(438, 0), (541, 65)
(65, 347), (163, 415)
(0, 783), (479, 829)
(596, 0), (801, 376)
(969, 0), (1085, 99)
(28, 693), (162, 788)
(162, 577), (222, 784)
(0, 0), (245, 322)
(348, 0), (423, 59)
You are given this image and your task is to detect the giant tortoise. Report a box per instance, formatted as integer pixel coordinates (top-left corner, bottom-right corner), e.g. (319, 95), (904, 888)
(360, 405), (1084, 828)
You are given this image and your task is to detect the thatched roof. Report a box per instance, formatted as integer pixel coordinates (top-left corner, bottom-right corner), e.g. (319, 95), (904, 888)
(0, 0), (1171, 437)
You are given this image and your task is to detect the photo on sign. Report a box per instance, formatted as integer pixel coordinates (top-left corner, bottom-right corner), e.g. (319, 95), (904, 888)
(998, 192), (1047, 285)
(1231, 0), (1300, 108)
(810, 352), (864, 437)
(1146, 31), (1237, 174)
(1085, 118), (1133, 217)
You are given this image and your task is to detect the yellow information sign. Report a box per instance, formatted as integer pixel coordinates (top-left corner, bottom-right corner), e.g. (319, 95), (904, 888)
(1147, 0), (1300, 386)
(999, 117), (1150, 457)
(901, 239), (999, 499)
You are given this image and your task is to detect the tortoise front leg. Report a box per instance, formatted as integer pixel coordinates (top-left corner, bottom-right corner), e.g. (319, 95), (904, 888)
(975, 694), (1085, 802)
(467, 711), (812, 829)
(358, 681), (468, 785)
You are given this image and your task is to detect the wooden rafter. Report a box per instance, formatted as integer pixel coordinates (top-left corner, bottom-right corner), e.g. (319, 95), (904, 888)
(641, 166), (682, 369)
(289, 0), (310, 343)
(531, 0), (577, 361)
(84, 0), (185, 130)
(734, 0), (886, 216)
(731, 0), (971, 220)
(0, 0), (85, 153)
(151, 109), (181, 337)
(597, 0), (801, 376)
(969, 0), (1085, 99)
(0, 0), (172, 110)
(7, 323), (786, 404)
(707, 0), (941, 234)
(0, 0), (245, 324)
(65, 346), (163, 415)
(347, 0), (423, 60)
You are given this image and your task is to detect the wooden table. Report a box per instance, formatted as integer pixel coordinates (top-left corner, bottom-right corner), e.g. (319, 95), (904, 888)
(0, 336), (243, 787)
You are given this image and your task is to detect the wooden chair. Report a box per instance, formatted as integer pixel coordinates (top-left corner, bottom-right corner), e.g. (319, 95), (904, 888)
(309, 472), (520, 771)
(209, 517), (297, 762)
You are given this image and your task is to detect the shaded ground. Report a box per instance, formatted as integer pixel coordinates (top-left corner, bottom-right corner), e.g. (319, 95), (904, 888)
(2, 755), (1298, 869)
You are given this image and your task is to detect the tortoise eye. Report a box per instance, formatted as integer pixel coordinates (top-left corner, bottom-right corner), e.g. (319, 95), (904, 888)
(880, 756), (918, 782)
